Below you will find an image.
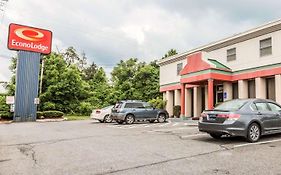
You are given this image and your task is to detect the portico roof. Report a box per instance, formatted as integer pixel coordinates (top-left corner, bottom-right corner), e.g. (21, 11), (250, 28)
(180, 52), (232, 84)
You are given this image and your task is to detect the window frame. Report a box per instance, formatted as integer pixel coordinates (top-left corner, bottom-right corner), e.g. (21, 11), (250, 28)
(254, 102), (271, 111)
(227, 48), (236, 62)
(268, 102), (281, 112)
(260, 37), (272, 57)
(176, 63), (183, 75)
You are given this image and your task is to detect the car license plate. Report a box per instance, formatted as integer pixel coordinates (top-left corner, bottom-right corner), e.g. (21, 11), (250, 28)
(207, 114), (216, 121)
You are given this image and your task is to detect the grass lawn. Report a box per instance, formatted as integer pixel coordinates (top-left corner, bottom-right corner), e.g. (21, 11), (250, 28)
(65, 115), (90, 121)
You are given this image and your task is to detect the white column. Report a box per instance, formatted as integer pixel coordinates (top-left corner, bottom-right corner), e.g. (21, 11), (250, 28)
(185, 88), (192, 117)
(255, 77), (266, 99)
(223, 82), (233, 101)
(166, 91), (174, 117)
(193, 86), (202, 118)
(275, 75), (281, 104)
(163, 92), (166, 101)
(204, 85), (208, 110)
(174, 89), (181, 106)
(238, 80), (248, 99)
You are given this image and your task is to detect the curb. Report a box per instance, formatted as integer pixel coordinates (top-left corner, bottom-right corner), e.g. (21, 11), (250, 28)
(36, 118), (67, 122)
(0, 121), (13, 124)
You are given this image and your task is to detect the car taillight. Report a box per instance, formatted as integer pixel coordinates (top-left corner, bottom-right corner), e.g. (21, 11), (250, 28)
(199, 113), (207, 122)
(217, 114), (240, 120)
(96, 110), (101, 114)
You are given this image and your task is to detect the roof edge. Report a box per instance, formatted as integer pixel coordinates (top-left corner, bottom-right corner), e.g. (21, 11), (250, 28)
(157, 18), (281, 66)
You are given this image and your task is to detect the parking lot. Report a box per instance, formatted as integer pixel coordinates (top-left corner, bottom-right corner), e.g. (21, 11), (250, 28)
(1, 120), (281, 175)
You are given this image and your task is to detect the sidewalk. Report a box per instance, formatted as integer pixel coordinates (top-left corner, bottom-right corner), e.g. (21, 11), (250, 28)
(167, 117), (198, 126)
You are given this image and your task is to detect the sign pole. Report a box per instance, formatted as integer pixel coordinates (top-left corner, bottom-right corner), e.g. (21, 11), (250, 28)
(13, 51), (41, 122)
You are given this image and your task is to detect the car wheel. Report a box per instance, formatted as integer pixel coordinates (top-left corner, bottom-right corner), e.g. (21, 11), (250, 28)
(116, 120), (124, 124)
(149, 120), (155, 123)
(247, 123), (261, 143)
(209, 133), (223, 139)
(104, 115), (113, 123)
(157, 113), (166, 123)
(125, 114), (135, 124)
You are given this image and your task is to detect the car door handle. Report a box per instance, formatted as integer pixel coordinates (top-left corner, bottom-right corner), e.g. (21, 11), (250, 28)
(257, 112), (263, 115)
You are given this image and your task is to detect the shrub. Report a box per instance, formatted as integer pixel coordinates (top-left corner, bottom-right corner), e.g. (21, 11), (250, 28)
(36, 111), (44, 119)
(173, 105), (181, 118)
(148, 97), (166, 109)
(43, 111), (64, 118)
(0, 94), (9, 112)
(0, 111), (13, 120)
(42, 102), (56, 111)
(77, 102), (92, 115)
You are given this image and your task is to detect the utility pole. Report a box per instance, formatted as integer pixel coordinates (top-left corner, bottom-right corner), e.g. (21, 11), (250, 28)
(39, 59), (44, 95)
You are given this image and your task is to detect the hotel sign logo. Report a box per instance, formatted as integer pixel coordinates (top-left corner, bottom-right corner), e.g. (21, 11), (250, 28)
(8, 23), (52, 54)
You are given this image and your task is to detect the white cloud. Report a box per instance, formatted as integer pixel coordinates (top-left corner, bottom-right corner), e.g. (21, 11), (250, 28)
(0, 0), (280, 82)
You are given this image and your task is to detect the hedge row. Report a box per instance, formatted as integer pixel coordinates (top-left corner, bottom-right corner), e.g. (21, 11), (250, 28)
(0, 111), (13, 120)
(39, 111), (64, 118)
(0, 111), (64, 120)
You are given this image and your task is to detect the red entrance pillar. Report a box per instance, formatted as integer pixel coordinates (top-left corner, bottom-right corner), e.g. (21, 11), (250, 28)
(208, 79), (214, 110)
(180, 83), (185, 116)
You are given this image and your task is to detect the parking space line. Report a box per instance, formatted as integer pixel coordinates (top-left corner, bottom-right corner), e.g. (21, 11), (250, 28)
(180, 133), (208, 139)
(233, 138), (281, 148)
(154, 127), (197, 132)
(159, 123), (171, 127)
(172, 123), (179, 126)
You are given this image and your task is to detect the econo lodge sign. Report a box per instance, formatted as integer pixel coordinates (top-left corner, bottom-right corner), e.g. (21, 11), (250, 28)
(8, 23), (52, 54)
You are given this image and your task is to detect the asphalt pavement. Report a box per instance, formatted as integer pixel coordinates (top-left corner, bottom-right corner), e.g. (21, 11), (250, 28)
(1, 119), (281, 175)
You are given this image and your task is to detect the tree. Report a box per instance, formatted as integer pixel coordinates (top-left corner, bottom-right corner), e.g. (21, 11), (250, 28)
(162, 49), (178, 59)
(6, 57), (17, 95)
(40, 53), (89, 114)
(83, 62), (98, 81)
(111, 58), (161, 102)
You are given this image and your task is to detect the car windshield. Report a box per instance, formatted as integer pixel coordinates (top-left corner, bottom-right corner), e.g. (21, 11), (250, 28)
(214, 99), (248, 111)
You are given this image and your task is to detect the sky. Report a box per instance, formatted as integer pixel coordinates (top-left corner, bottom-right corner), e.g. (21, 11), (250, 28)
(0, 0), (281, 91)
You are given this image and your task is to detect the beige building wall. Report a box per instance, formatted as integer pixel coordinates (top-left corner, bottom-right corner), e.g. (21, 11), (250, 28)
(165, 91), (174, 117)
(207, 30), (281, 72)
(174, 89), (181, 106)
(204, 86), (208, 110)
(163, 92), (166, 101)
(276, 75), (281, 104)
(255, 77), (266, 99)
(185, 88), (192, 117)
(193, 87), (202, 118)
(223, 82), (233, 101)
(238, 80), (248, 98)
(160, 59), (187, 86)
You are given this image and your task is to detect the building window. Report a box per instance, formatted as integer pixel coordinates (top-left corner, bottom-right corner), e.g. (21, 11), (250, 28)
(227, 48), (236, 61)
(260, 37), (272, 57)
(177, 63), (183, 75)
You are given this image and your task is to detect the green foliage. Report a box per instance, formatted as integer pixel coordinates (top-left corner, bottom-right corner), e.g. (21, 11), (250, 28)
(6, 46), (164, 116)
(162, 49), (178, 59)
(148, 97), (166, 109)
(173, 105), (181, 118)
(43, 111), (64, 118)
(36, 112), (44, 119)
(77, 102), (92, 116)
(0, 94), (9, 112)
(40, 53), (89, 114)
(0, 111), (13, 120)
(111, 58), (161, 102)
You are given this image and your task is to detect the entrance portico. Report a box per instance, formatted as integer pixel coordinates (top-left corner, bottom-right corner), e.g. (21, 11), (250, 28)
(179, 52), (232, 118)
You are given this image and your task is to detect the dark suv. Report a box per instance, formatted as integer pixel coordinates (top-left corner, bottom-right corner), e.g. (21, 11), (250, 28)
(111, 100), (169, 124)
